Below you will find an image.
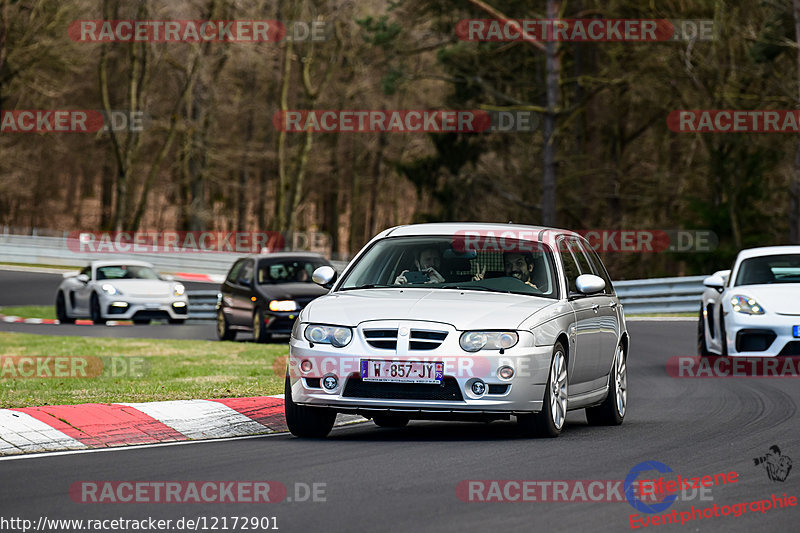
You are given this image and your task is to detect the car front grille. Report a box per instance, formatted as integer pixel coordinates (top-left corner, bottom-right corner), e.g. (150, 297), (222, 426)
(363, 328), (448, 351)
(342, 375), (463, 401)
(364, 329), (398, 350)
(409, 329), (448, 350)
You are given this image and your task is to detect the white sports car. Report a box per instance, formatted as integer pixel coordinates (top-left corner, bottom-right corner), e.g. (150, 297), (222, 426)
(699, 246), (800, 356)
(55, 260), (189, 325)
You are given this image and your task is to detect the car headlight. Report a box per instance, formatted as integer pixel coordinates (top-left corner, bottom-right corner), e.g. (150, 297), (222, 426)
(304, 324), (352, 347)
(173, 283), (185, 297)
(101, 283), (120, 295)
(730, 295), (765, 315)
(460, 331), (519, 352)
(269, 300), (297, 312)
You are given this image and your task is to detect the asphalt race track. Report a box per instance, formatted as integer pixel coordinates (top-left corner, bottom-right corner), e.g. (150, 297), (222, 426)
(1, 321), (798, 532)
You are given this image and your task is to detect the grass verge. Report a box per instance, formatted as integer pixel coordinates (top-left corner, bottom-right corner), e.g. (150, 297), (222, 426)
(0, 306), (56, 319)
(0, 332), (287, 408)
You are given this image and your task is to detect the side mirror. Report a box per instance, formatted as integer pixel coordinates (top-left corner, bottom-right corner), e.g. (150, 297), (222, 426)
(162, 274), (175, 281)
(703, 274), (725, 292)
(312, 266), (337, 287)
(576, 274), (605, 295)
(76, 274), (89, 283)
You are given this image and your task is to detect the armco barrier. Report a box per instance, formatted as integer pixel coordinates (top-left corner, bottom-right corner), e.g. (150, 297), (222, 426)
(613, 275), (706, 314)
(0, 232), (707, 315)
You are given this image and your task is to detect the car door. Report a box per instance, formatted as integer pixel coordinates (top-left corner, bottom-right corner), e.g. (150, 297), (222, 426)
(579, 241), (621, 379)
(72, 265), (94, 316)
(558, 237), (603, 390)
(229, 259), (255, 326)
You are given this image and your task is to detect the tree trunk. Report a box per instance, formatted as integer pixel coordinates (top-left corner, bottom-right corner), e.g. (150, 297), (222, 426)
(541, 0), (561, 226)
(792, 0), (800, 242)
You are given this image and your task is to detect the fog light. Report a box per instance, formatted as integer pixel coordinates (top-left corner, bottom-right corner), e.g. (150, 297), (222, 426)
(498, 366), (514, 379)
(471, 380), (486, 396)
(322, 375), (338, 390)
(301, 360), (313, 373)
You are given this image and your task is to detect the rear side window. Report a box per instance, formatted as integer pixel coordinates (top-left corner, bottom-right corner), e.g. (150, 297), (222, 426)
(557, 238), (580, 294)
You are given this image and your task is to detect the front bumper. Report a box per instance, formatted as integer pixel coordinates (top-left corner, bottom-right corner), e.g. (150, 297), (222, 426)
(100, 294), (189, 320)
(287, 321), (553, 414)
(725, 311), (800, 356)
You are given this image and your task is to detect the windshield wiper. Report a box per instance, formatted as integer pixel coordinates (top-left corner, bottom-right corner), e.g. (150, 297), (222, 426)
(339, 284), (396, 291)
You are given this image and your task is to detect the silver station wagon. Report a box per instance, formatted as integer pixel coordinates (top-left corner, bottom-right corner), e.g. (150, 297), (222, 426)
(285, 223), (629, 438)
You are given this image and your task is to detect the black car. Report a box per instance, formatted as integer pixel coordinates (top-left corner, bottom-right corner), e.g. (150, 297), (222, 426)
(216, 252), (332, 342)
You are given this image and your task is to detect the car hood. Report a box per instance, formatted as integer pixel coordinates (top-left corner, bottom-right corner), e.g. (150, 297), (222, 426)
(730, 284), (800, 315)
(256, 283), (329, 301)
(304, 288), (556, 330)
(97, 279), (174, 298)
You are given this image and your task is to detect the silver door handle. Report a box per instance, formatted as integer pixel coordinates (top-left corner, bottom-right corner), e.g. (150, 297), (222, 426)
(591, 304), (599, 312)
(609, 302), (618, 309)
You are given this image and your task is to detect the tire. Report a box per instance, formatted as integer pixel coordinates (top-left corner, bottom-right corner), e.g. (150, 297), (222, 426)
(168, 318), (186, 325)
(284, 375), (336, 438)
(518, 342), (568, 438)
(217, 310), (236, 341)
(56, 292), (74, 324)
(252, 309), (271, 343)
(697, 303), (711, 356)
(90, 294), (106, 325)
(133, 319), (150, 325)
(586, 344), (627, 426)
(720, 314), (728, 357)
(373, 415), (410, 428)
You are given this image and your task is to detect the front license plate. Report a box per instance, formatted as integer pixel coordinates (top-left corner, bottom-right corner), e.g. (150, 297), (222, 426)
(145, 303), (159, 309)
(360, 360), (443, 384)
(793, 325), (800, 338)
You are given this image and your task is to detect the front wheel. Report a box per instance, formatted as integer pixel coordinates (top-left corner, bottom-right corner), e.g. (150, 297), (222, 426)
(518, 342), (568, 438)
(56, 292), (74, 324)
(284, 375), (336, 438)
(586, 344), (627, 426)
(697, 304), (711, 356)
(252, 309), (271, 343)
(90, 294), (106, 325)
(217, 310), (236, 341)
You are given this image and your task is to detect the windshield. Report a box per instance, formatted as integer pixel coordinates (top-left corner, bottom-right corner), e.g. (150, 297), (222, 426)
(338, 236), (559, 298)
(257, 259), (326, 284)
(95, 265), (160, 280)
(735, 254), (800, 286)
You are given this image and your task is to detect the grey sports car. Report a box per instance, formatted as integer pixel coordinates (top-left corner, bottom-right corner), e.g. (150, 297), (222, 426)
(285, 223), (629, 438)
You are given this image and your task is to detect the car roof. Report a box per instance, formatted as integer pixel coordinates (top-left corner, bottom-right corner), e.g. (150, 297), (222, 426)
(90, 260), (155, 268)
(240, 252), (330, 261)
(377, 222), (581, 241)
(736, 246), (800, 260)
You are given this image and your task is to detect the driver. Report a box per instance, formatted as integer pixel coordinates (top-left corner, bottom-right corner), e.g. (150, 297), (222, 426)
(504, 252), (538, 289)
(394, 246), (445, 284)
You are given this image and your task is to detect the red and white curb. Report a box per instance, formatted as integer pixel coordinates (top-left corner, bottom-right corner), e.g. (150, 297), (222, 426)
(0, 314), (130, 326)
(0, 396), (364, 456)
(173, 272), (225, 284)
